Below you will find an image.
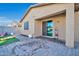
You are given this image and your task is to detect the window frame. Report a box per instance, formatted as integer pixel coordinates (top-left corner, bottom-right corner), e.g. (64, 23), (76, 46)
(24, 21), (29, 30)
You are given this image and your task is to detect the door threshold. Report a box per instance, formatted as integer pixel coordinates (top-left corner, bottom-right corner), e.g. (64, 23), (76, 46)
(41, 35), (55, 38)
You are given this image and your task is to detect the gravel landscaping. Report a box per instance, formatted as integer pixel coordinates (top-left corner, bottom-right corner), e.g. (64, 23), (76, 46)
(0, 26), (79, 56)
(0, 35), (79, 56)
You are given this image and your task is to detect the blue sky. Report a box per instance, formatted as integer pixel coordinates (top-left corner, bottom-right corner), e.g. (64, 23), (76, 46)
(0, 3), (36, 25)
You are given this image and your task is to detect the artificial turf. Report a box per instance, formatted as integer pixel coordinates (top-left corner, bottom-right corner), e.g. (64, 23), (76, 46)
(0, 35), (17, 46)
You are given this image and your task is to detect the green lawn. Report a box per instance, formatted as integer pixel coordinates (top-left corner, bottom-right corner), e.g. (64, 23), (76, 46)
(0, 35), (17, 46)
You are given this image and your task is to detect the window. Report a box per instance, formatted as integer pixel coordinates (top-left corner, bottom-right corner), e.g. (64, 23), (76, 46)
(24, 22), (29, 30)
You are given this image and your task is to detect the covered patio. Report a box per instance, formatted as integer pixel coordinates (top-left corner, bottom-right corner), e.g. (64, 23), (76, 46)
(34, 4), (75, 48)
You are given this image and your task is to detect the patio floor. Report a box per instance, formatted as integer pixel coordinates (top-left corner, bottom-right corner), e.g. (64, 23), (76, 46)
(0, 34), (79, 56)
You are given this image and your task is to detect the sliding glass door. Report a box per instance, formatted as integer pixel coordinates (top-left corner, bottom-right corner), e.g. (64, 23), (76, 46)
(42, 20), (54, 37)
(47, 21), (53, 36)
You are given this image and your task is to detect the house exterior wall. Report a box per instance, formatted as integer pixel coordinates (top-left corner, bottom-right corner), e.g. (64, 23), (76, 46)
(20, 4), (71, 36)
(34, 20), (42, 37)
(20, 9), (35, 36)
(20, 3), (79, 42)
(34, 14), (66, 41)
(75, 11), (79, 42)
(34, 11), (79, 42)
(51, 14), (66, 41)
(29, 4), (69, 19)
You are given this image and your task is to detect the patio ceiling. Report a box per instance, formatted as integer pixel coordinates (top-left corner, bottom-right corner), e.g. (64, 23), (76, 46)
(36, 4), (79, 20)
(36, 10), (66, 20)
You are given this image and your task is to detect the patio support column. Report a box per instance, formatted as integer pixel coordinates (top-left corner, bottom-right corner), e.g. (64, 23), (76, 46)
(66, 4), (74, 48)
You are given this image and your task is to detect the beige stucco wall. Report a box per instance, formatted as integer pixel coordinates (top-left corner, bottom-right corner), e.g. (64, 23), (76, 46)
(21, 11), (79, 42)
(34, 14), (66, 41)
(20, 3), (79, 42)
(20, 19), (35, 36)
(75, 11), (79, 42)
(20, 9), (35, 36)
(34, 11), (79, 42)
(29, 4), (71, 19)
(20, 4), (72, 36)
(52, 14), (66, 41)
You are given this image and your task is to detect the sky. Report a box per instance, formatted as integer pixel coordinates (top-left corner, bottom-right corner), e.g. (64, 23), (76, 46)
(0, 3), (36, 26)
